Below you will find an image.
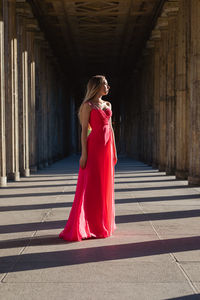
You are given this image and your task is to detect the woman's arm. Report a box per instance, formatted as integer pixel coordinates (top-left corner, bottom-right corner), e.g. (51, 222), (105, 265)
(106, 101), (117, 164)
(110, 118), (118, 163)
(79, 103), (91, 169)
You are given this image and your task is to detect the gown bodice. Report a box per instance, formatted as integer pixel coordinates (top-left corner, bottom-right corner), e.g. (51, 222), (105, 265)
(88, 103), (113, 145)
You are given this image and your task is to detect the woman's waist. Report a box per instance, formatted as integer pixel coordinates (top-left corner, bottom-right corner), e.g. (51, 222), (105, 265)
(87, 125), (112, 144)
(90, 123), (111, 132)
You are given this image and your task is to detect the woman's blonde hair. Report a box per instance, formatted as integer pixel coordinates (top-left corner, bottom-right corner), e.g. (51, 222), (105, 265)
(78, 75), (106, 124)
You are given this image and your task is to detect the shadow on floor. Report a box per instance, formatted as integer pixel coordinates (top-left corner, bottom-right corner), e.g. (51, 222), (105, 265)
(0, 235), (200, 273)
(166, 295), (200, 299)
(1, 206), (200, 234)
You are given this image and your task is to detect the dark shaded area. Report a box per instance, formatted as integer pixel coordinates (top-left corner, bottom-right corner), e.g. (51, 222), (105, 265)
(1, 207), (200, 234)
(116, 209), (200, 224)
(116, 193), (200, 204)
(0, 201), (73, 212)
(166, 295), (200, 300)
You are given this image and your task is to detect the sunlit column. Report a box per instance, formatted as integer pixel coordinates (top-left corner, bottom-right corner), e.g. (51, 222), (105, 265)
(165, 3), (179, 175)
(175, 0), (189, 180)
(157, 15), (168, 172)
(28, 30), (37, 172)
(5, 0), (20, 181)
(0, 0), (7, 187)
(188, 0), (200, 185)
(16, 10), (30, 177)
(150, 30), (161, 169)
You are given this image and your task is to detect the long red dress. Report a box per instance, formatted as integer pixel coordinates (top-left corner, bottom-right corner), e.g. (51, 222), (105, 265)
(59, 102), (117, 241)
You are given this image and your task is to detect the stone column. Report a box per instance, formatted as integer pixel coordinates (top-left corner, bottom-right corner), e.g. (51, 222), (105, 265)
(139, 44), (154, 165)
(150, 30), (161, 169)
(16, 6), (30, 177)
(46, 58), (53, 165)
(0, 0), (7, 187)
(41, 41), (49, 167)
(165, 3), (179, 175)
(5, 0), (20, 181)
(188, 0), (200, 185)
(137, 57), (145, 162)
(70, 95), (77, 154)
(27, 28), (37, 172)
(156, 16), (168, 172)
(34, 34), (44, 169)
(175, 0), (189, 179)
(46, 57), (55, 165)
(146, 41), (155, 166)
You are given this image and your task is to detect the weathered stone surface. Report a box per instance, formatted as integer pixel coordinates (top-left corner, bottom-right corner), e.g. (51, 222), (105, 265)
(0, 156), (199, 298)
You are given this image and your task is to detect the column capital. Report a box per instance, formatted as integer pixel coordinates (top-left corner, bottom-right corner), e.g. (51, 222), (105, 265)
(150, 29), (161, 41)
(155, 16), (168, 31)
(163, 0), (179, 15)
(26, 19), (40, 32)
(16, 2), (33, 18)
(164, 4), (179, 18)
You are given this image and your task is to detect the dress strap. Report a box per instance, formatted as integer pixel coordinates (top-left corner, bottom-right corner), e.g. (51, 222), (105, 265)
(88, 101), (97, 109)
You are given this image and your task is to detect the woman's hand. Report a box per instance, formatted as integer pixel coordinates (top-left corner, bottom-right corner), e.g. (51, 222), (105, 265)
(80, 154), (87, 169)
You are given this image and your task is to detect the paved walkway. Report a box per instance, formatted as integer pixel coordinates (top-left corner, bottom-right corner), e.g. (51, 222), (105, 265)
(0, 155), (200, 300)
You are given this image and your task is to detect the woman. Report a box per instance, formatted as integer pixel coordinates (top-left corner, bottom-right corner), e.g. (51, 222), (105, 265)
(59, 75), (117, 241)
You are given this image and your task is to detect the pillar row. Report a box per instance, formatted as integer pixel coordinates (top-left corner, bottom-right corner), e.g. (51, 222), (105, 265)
(0, 0), (70, 187)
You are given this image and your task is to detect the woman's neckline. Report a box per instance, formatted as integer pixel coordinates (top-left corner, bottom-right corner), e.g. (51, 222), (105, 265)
(89, 101), (110, 111)
(92, 107), (110, 112)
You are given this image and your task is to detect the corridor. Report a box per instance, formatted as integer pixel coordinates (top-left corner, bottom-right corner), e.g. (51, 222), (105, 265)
(0, 157), (200, 299)
(1, 0), (200, 188)
(1, 0), (200, 298)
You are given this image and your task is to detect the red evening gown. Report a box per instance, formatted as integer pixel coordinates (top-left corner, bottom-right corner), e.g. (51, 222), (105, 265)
(59, 102), (117, 241)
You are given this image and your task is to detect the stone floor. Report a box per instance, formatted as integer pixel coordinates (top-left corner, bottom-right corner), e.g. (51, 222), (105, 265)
(0, 155), (200, 300)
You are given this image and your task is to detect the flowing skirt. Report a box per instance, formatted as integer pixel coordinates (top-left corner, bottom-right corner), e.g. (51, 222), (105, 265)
(59, 130), (116, 241)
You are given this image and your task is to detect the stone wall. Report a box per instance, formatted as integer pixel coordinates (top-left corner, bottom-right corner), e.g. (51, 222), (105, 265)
(124, 0), (200, 186)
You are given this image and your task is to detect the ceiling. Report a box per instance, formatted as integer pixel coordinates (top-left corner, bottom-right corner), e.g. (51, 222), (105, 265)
(29, 0), (164, 80)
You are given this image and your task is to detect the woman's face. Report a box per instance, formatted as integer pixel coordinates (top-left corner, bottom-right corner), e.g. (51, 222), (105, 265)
(99, 79), (110, 96)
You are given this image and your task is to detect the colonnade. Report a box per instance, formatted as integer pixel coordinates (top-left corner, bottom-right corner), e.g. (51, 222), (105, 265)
(0, 0), (69, 187)
(124, 0), (200, 186)
(1, 0), (200, 188)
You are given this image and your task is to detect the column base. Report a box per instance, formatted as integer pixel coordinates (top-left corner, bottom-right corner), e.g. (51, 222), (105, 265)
(158, 164), (166, 172)
(0, 176), (7, 187)
(7, 171), (20, 181)
(21, 168), (30, 177)
(152, 162), (159, 169)
(43, 161), (49, 168)
(188, 176), (200, 186)
(48, 159), (53, 165)
(175, 170), (189, 180)
(147, 161), (153, 167)
(165, 167), (175, 176)
(30, 165), (37, 173)
(38, 163), (44, 170)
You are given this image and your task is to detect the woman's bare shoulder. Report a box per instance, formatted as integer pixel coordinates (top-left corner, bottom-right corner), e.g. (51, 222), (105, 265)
(104, 100), (112, 108)
(82, 101), (92, 111)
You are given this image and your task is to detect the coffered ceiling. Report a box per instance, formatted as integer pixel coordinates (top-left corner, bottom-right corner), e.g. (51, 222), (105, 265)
(29, 0), (164, 79)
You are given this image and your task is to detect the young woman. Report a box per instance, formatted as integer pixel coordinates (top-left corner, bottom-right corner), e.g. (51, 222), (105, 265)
(59, 75), (117, 241)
